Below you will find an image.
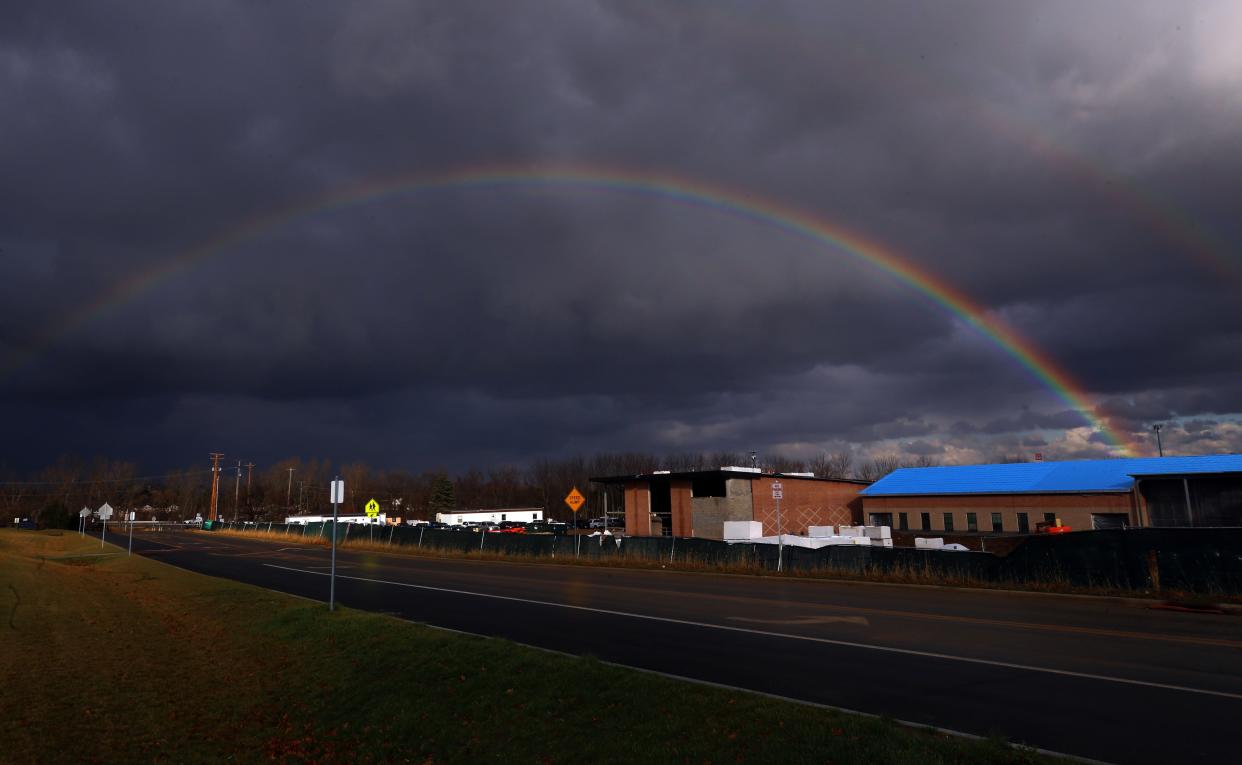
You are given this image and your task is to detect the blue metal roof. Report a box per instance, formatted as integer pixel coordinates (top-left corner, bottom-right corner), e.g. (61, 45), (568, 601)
(861, 454), (1242, 496)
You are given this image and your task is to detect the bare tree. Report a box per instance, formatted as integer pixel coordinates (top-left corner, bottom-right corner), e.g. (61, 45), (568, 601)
(808, 451), (853, 479)
(855, 454), (904, 482)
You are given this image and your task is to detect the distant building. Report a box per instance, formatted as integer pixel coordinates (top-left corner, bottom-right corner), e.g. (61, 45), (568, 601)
(436, 508), (544, 525)
(861, 454), (1242, 533)
(591, 467), (868, 539)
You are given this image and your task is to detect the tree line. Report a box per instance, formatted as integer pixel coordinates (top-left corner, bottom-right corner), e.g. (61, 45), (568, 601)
(1, 450), (941, 529)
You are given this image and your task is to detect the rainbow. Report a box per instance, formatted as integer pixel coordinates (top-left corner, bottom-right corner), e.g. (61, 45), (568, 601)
(8, 163), (1142, 455)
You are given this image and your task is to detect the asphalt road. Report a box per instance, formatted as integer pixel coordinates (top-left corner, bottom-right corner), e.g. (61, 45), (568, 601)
(108, 528), (1241, 763)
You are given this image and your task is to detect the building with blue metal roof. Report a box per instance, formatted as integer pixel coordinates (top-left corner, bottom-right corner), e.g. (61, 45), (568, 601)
(860, 454), (1242, 534)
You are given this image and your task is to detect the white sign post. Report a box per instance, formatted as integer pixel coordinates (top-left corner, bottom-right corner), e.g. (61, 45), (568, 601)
(127, 511), (136, 556)
(329, 478), (344, 611)
(79, 507), (90, 537)
(97, 503), (113, 549)
(771, 481), (784, 573)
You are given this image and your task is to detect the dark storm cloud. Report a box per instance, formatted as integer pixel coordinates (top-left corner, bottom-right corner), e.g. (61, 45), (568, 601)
(1, 0), (1240, 472)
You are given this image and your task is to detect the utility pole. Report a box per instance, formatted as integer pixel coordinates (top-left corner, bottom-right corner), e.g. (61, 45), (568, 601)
(286, 467), (295, 512)
(208, 453), (224, 521)
(233, 460), (242, 520)
(244, 462), (255, 511)
(1153, 424), (1164, 457)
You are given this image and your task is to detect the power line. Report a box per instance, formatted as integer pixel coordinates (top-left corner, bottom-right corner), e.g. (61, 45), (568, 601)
(0, 469), (215, 487)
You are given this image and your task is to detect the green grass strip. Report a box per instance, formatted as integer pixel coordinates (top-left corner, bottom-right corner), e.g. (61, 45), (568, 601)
(1, 530), (1061, 764)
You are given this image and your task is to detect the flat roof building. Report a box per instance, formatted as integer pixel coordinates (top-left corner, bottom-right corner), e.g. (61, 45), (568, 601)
(591, 467), (868, 539)
(861, 454), (1242, 534)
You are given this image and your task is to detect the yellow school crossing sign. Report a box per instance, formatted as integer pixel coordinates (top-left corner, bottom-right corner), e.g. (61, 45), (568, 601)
(564, 487), (585, 513)
(365, 498), (380, 518)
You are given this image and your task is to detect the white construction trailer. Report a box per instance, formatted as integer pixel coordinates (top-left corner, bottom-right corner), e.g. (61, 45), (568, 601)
(284, 513), (387, 525)
(435, 508), (543, 525)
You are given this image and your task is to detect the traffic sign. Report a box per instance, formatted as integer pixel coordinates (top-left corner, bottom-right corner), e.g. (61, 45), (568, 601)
(771, 481), (783, 500)
(97, 503), (113, 519)
(365, 498), (380, 518)
(79, 508), (90, 518)
(330, 480), (345, 504)
(564, 487), (585, 513)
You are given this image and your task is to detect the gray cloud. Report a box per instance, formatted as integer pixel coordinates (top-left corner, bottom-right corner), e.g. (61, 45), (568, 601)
(1, 0), (1240, 472)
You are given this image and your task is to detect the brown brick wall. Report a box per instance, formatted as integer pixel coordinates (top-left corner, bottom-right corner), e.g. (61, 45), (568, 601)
(751, 477), (864, 536)
(670, 479), (694, 537)
(863, 492), (1138, 533)
(623, 483), (651, 536)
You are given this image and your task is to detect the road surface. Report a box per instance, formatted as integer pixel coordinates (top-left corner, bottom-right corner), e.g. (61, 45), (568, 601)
(110, 528), (1242, 763)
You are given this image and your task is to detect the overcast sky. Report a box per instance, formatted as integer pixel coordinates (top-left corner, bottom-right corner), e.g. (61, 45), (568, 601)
(2, 0), (1240, 473)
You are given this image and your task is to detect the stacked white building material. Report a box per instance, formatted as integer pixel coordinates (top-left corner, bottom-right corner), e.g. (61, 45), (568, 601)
(723, 521), (765, 541)
(727, 525), (895, 548)
(863, 526), (894, 547)
(914, 537), (945, 550)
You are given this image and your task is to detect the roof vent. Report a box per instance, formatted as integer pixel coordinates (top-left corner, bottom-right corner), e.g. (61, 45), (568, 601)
(721, 466), (762, 473)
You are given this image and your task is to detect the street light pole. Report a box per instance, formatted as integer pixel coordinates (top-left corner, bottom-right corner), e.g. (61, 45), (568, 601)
(1153, 424), (1164, 457)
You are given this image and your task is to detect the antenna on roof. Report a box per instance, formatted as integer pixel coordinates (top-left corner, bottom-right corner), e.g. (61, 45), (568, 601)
(750, 451), (758, 469)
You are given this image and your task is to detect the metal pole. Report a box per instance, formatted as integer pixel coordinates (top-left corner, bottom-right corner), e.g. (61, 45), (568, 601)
(1153, 424), (1164, 457)
(775, 495), (783, 573)
(330, 476), (339, 612)
(101, 517), (107, 550)
(389, 525), (395, 545)
(1183, 478), (1195, 527)
(286, 468), (294, 511)
(128, 512), (133, 556)
(233, 461), (241, 520)
(418, 525), (425, 548)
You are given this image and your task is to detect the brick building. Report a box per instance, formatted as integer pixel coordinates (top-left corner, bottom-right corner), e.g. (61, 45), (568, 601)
(591, 467), (868, 539)
(861, 454), (1242, 534)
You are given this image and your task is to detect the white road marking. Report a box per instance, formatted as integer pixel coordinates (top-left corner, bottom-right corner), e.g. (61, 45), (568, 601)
(263, 562), (1242, 702)
(728, 615), (869, 626)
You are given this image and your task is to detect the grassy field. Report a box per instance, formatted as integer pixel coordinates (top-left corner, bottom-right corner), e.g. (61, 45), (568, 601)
(1, 529), (1061, 764)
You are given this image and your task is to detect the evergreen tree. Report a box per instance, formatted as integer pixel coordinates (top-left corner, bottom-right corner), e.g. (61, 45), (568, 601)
(428, 473), (456, 515)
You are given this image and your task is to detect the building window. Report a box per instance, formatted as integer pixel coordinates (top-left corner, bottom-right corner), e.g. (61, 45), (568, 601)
(943, 513), (954, 532)
(991, 512), (1003, 532)
(920, 512), (931, 531)
(898, 512), (908, 531)
(691, 476), (727, 498)
(967, 513), (977, 532)
(1044, 512), (1057, 526)
(1017, 512), (1030, 534)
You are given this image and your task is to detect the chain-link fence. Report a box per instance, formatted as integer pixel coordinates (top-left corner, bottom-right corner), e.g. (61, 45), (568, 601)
(205, 522), (1242, 594)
